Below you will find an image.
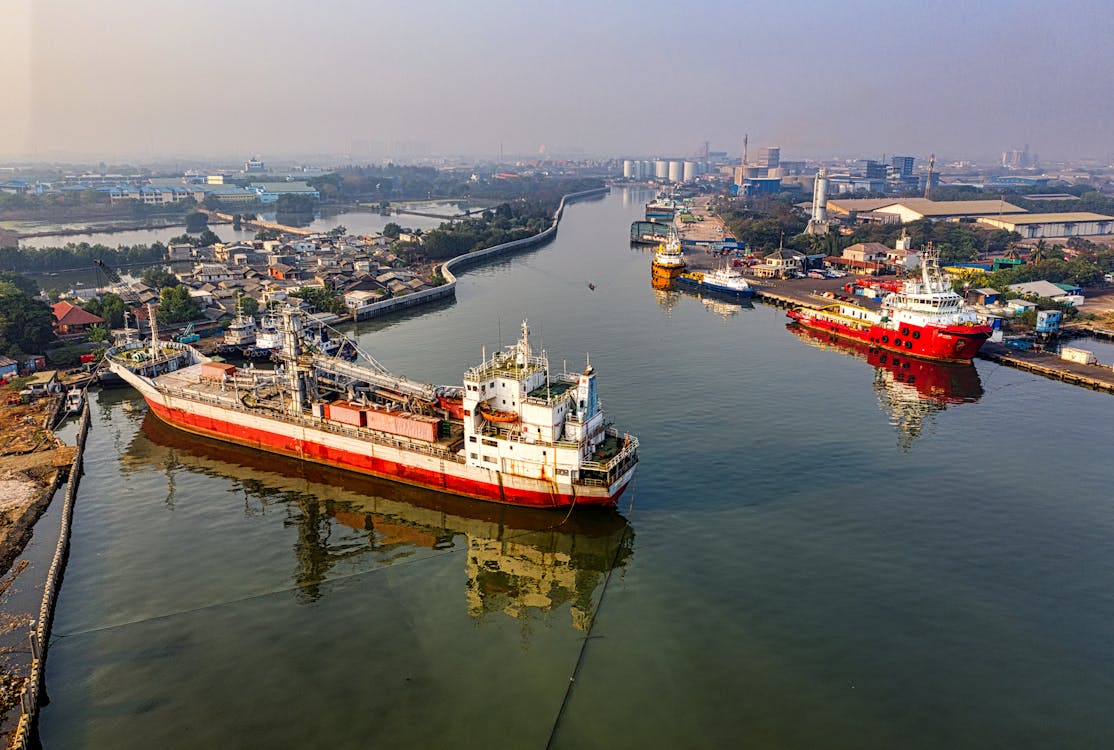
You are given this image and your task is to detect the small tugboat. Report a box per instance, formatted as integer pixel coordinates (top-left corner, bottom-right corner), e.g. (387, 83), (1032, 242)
(787, 245), (991, 362)
(223, 304), (257, 348)
(651, 230), (686, 282)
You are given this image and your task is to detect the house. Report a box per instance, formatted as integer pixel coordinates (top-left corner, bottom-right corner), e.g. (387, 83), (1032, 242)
(1010, 280), (1083, 301)
(1006, 299), (1038, 314)
(751, 247), (804, 279)
(841, 242), (889, 264)
(193, 263), (238, 284)
(26, 370), (59, 397)
(344, 289), (386, 317)
(966, 288), (1001, 306)
(166, 243), (193, 261)
(52, 300), (105, 336)
(268, 263), (303, 281)
(825, 256), (886, 276)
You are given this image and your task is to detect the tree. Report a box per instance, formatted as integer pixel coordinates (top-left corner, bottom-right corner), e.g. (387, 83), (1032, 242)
(232, 214), (243, 230)
(0, 280), (54, 356)
(327, 225), (347, 238)
(290, 286), (346, 315)
(197, 229), (221, 247)
(382, 222), (402, 239)
(84, 292), (126, 328)
(275, 194), (316, 214)
(140, 267), (180, 289)
(0, 270), (39, 297)
(185, 211), (209, 233)
(86, 324), (108, 343)
(157, 285), (201, 324)
(236, 294), (259, 316)
(255, 227), (282, 242)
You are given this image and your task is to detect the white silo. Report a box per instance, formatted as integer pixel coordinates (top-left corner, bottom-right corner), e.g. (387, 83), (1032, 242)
(623, 160), (634, 179)
(641, 160), (653, 179)
(683, 161), (696, 182)
(668, 160), (683, 182)
(811, 167), (829, 223)
(654, 160), (669, 179)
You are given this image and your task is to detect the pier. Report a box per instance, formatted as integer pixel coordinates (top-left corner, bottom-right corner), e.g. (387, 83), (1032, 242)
(977, 342), (1114, 394)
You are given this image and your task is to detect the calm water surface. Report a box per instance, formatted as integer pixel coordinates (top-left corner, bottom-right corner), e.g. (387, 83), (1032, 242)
(40, 189), (1114, 748)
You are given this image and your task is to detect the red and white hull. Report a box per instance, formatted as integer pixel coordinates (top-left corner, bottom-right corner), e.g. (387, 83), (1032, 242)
(124, 371), (633, 509)
(788, 307), (990, 362)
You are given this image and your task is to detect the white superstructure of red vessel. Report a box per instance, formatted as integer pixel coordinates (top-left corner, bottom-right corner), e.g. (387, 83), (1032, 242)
(106, 312), (638, 509)
(787, 246), (992, 362)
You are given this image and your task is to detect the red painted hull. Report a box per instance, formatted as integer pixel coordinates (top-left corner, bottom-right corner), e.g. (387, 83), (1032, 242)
(789, 325), (984, 403)
(143, 399), (624, 509)
(787, 309), (990, 363)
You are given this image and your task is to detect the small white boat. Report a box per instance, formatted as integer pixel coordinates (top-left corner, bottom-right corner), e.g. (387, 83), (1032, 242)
(65, 388), (84, 414)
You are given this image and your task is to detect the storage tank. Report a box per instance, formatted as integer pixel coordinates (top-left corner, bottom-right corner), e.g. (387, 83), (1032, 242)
(654, 160), (669, 179)
(683, 161), (696, 182)
(668, 160), (683, 182)
(623, 160), (634, 179)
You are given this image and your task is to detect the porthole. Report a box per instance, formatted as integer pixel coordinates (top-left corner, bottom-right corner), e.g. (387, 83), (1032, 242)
(905, 341), (912, 349)
(901, 327), (910, 336)
(912, 330), (921, 339)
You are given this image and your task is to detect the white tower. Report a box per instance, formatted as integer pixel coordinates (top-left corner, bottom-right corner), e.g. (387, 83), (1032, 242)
(806, 167), (830, 235)
(810, 167), (828, 223)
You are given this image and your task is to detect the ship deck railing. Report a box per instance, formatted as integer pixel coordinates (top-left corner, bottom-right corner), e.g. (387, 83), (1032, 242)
(155, 385), (468, 464)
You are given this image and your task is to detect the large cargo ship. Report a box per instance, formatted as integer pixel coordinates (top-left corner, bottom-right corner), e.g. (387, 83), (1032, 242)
(106, 313), (638, 509)
(786, 247), (991, 362)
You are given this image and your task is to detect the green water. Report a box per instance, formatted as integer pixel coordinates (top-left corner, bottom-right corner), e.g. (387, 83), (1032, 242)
(39, 189), (1114, 748)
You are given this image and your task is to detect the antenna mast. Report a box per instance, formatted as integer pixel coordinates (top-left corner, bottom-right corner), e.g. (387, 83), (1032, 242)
(924, 153), (935, 199)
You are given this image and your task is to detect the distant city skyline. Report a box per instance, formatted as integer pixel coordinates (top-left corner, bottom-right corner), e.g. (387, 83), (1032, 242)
(2, 0), (1112, 164)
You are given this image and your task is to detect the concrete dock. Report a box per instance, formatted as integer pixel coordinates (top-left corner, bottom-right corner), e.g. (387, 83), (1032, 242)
(977, 342), (1114, 394)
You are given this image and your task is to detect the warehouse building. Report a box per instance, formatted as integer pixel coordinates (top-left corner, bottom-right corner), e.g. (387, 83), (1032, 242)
(975, 212), (1114, 238)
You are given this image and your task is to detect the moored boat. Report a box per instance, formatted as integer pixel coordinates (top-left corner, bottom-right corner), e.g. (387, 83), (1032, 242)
(786, 246), (991, 362)
(106, 312), (638, 509)
(675, 265), (755, 299)
(64, 387), (84, 414)
(651, 230), (686, 281)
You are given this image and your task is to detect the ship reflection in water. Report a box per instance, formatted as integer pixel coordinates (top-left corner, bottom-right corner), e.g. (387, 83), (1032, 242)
(789, 324), (983, 450)
(125, 413), (634, 631)
(651, 275), (754, 321)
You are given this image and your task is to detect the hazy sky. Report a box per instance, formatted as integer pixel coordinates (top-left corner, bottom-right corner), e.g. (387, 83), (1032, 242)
(3, 0), (1112, 163)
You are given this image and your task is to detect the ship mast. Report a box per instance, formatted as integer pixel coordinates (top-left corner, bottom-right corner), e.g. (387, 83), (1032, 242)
(147, 302), (160, 361)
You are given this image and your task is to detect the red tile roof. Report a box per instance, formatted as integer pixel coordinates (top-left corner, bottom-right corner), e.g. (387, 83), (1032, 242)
(52, 301), (105, 327)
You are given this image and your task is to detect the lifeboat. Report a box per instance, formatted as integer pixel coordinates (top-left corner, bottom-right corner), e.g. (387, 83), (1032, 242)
(478, 403), (520, 423)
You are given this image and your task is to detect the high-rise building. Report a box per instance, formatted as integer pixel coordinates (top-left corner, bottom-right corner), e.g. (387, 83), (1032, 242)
(757, 146), (780, 170)
(860, 160), (886, 179)
(890, 156), (915, 178)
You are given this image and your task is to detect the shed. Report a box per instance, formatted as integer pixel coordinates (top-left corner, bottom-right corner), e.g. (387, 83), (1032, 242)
(0, 355), (18, 379)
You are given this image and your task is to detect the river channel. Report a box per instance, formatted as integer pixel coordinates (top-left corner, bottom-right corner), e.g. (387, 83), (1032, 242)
(38, 188), (1114, 748)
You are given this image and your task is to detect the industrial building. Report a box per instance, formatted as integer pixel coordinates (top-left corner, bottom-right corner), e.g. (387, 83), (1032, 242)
(826, 198), (1029, 223)
(975, 212), (1114, 238)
